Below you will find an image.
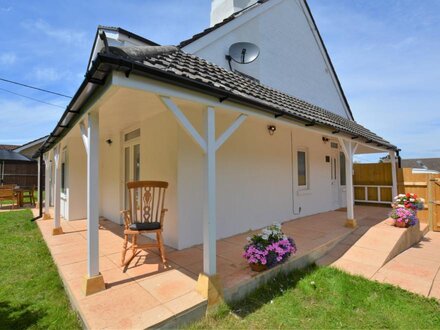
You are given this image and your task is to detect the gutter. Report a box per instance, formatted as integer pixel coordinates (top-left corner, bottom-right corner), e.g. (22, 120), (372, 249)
(35, 51), (398, 157)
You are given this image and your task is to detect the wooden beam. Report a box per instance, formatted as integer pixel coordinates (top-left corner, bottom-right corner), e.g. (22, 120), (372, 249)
(161, 96), (207, 153)
(79, 120), (89, 154)
(215, 114), (247, 151)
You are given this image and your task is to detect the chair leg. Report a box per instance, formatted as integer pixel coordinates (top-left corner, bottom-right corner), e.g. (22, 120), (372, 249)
(157, 232), (166, 263)
(121, 234), (129, 266)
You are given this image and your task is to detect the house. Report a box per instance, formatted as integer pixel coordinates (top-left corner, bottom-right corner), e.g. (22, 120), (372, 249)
(0, 136), (47, 187)
(34, 0), (399, 296)
(401, 158), (440, 174)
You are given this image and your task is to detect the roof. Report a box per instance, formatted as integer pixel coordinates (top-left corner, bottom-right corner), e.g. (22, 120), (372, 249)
(97, 26), (159, 46)
(34, 43), (397, 157)
(178, 0), (355, 120)
(13, 136), (48, 153)
(401, 158), (440, 172)
(0, 149), (32, 162)
(0, 144), (18, 151)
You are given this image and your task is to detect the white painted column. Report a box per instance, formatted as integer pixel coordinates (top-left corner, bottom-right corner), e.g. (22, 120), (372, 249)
(345, 142), (355, 220)
(87, 111), (100, 277)
(44, 154), (51, 218)
(53, 146), (61, 230)
(390, 151), (398, 198)
(203, 107), (216, 276)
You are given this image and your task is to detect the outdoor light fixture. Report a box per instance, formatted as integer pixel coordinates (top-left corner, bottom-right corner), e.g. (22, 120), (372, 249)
(267, 125), (276, 135)
(322, 137), (329, 143)
(106, 139), (113, 145)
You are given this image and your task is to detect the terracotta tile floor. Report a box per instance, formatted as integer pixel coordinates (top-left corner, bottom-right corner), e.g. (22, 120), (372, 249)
(34, 205), (388, 329)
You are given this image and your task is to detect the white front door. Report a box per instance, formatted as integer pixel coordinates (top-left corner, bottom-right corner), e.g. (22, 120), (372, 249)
(122, 128), (141, 210)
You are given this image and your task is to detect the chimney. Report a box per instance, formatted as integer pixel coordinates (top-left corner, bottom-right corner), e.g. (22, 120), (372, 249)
(210, 0), (259, 26)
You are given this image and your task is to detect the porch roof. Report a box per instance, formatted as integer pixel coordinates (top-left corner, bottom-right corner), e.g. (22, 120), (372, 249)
(34, 40), (398, 158)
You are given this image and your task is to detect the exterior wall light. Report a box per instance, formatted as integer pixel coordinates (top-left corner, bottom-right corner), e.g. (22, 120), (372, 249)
(106, 139), (113, 145)
(267, 125), (276, 135)
(322, 137), (329, 143)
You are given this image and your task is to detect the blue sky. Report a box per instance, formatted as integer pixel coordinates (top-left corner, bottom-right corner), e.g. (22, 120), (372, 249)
(0, 0), (439, 162)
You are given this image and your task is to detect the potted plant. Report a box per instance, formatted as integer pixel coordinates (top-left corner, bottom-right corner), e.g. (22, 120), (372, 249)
(392, 193), (424, 211)
(389, 207), (418, 228)
(243, 223), (297, 272)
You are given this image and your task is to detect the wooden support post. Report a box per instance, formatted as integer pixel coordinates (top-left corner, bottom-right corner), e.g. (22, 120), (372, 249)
(340, 138), (357, 228)
(82, 112), (105, 295)
(162, 97), (247, 305)
(52, 146), (63, 235)
(204, 106), (216, 276)
(390, 151), (398, 199)
(43, 153), (51, 220)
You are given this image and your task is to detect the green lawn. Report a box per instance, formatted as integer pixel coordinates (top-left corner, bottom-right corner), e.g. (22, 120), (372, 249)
(0, 210), (81, 329)
(189, 266), (440, 329)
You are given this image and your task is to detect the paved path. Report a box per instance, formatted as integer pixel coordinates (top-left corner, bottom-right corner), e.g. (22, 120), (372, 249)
(372, 231), (440, 299)
(319, 225), (440, 300)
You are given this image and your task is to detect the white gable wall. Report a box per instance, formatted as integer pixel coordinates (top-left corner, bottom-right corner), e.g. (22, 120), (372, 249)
(183, 0), (350, 119)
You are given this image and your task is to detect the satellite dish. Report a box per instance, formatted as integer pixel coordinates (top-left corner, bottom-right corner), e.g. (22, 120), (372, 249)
(228, 42), (260, 64)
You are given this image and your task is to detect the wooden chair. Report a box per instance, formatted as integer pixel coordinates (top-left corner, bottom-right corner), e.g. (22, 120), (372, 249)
(0, 188), (17, 209)
(121, 181), (168, 267)
(22, 186), (36, 206)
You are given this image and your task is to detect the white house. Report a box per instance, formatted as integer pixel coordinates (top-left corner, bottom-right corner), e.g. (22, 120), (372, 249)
(35, 0), (398, 295)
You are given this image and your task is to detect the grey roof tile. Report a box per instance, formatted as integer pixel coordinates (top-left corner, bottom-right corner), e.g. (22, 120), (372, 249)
(109, 45), (396, 149)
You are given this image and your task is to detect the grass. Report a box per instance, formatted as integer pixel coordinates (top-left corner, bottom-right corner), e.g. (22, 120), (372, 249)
(0, 210), (81, 329)
(189, 266), (440, 329)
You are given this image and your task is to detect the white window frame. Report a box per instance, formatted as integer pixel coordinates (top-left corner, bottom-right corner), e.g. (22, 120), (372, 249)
(297, 147), (309, 191)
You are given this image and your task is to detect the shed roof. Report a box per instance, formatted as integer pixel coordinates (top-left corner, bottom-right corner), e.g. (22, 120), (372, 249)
(0, 149), (32, 162)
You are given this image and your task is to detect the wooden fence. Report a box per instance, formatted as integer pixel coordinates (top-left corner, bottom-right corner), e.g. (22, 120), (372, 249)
(0, 161), (42, 188)
(353, 163), (440, 228)
(353, 163), (393, 204)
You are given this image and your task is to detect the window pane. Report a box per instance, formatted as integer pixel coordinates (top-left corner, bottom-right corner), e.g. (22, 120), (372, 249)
(124, 147), (130, 208)
(133, 144), (140, 181)
(298, 151), (307, 186)
(124, 128), (140, 141)
(340, 152), (346, 186)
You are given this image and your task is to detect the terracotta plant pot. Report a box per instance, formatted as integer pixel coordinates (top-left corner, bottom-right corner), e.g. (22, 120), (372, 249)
(250, 263), (267, 272)
(394, 221), (408, 228)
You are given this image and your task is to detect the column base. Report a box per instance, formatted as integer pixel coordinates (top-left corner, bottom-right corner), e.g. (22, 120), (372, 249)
(52, 227), (64, 235)
(196, 273), (223, 306)
(345, 218), (357, 228)
(82, 273), (106, 296)
(43, 213), (52, 220)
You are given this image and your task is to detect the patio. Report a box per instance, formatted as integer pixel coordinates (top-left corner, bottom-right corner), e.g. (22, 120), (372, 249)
(33, 205), (388, 329)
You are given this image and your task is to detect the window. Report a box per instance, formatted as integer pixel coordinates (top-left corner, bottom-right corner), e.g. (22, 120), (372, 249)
(340, 152), (346, 186)
(124, 128), (140, 142)
(297, 149), (308, 188)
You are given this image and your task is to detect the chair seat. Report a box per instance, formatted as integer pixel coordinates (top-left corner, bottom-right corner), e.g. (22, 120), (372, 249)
(129, 222), (161, 231)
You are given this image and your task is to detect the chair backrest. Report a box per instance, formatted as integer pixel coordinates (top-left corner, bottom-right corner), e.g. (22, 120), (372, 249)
(126, 181), (168, 225)
(0, 188), (14, 199)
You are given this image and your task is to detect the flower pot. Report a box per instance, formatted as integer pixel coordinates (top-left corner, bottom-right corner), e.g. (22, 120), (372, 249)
(250, 263), (267, 272)
(394, 221), (408, 228)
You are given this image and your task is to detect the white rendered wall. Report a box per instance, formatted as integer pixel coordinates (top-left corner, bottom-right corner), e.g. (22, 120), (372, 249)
(184, 0), (349, 118)
(176, 107), (340, 249)
(99, 110), (180, 248)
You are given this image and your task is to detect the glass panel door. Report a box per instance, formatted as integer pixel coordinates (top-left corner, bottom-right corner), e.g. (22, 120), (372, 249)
(123, 129), (141, 210)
